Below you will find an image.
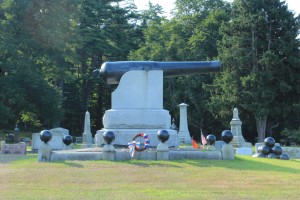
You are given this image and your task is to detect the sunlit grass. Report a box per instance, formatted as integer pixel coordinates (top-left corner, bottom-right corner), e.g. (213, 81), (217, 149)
(0, 155), (299, 199)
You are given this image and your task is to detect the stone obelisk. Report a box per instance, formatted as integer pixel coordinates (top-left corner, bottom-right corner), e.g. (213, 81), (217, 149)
(82, 111), (93, 147)
(178, 103), (192, 144)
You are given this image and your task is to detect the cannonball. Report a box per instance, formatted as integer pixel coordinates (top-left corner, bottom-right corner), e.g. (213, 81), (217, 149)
(272, 145), (282, 155)
(261, 145), (271, 155)
(206, 134), (216, 145)
(267, 153), (277, 159)
(257, 146), (263, 153)
(63, 135), (73, 146)
(279, 153), (290, 160)
(252, 153), (266, 158)
(264, 137), (275, 148)
(103, 131), (115, 144)
(40, 130), (52, 143)
(221, 130), (233, 144)
(157, 129), (169, 143)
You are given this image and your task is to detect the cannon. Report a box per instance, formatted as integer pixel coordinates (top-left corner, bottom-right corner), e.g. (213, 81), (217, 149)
(97, 61), (221, 84)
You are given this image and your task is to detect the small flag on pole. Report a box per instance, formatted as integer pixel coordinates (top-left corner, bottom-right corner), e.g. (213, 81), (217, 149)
(192, 138), (199, 149)
(201, 129), (207, 145)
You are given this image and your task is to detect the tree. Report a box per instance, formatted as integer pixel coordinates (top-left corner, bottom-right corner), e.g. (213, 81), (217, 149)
(0, 0), (75, 129)
(129, 0), (230, 137)
(207, 0), (300, 142)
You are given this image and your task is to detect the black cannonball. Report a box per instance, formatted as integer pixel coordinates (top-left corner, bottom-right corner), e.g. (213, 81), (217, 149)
(279, 153), (290, 160)
(264, 137), (275, 148)
(257, 146), (263, 153)
(261, 145), (271, 155)
(221, 130), (233, 144)
(267, 153), (277, 159)
(252, 153), (266, 158)
(206, 134), (216, 145)
(40, 130), (52, 143)
(272, 145), (282, 155)
(103, 131), (115, 144)
(157, 129), (169, 143)
(63, 135), (73, 146)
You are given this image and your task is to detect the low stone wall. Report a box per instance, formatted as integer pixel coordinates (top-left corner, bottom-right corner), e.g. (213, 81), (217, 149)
(49, 148), (223, 161)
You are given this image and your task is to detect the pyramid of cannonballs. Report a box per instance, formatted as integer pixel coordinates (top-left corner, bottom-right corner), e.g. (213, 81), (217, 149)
(253, 137), (290, 160)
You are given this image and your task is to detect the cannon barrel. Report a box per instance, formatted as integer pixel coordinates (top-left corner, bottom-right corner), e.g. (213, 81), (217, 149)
(99, 61), (221, 84)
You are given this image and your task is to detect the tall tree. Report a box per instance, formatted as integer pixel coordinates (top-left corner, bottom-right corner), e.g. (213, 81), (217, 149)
(0, 0), (76, 129)
(207, 0), (300, 142)
(130, 0), (230, 137)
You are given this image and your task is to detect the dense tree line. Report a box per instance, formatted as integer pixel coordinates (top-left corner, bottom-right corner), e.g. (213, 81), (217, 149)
(0, 0), (299, 143)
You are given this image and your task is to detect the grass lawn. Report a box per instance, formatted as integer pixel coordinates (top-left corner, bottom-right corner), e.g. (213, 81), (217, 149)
(0, 154), (299, 200)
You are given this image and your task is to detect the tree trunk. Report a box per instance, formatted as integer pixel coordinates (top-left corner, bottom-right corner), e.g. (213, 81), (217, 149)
(256, 115), (267, 142)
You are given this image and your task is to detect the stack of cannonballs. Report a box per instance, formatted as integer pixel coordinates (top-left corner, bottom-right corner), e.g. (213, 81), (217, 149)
(253, 137), (290, 160)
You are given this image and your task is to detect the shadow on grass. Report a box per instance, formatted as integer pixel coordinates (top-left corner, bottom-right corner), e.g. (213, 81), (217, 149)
(52, 161), (84, 168)
(124, 160), (183, 168)
(178, 156), (300, 174)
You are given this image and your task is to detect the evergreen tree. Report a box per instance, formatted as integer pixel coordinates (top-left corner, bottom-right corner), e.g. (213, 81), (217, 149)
(207, 0), (300, 142)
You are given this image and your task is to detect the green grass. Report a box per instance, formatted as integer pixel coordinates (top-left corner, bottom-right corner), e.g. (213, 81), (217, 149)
(0, 154), (299, 200)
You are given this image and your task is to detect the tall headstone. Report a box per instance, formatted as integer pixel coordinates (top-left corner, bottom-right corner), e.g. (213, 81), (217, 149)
(178, 103), (192, 144)
(82, 111), (93, 147)
(230, 108), (252, 148)
(94, 61), (221, 147)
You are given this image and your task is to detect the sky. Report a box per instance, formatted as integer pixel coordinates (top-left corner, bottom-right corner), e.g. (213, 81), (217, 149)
(134, 0), (300, 17)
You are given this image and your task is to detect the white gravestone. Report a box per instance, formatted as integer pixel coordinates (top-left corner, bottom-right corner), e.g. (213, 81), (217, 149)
(82, 111), (93, 147)
(96, 70), (178, 147)
(236, 147), (252, 155)
(178, 103), (192, 144)
(32, 127), (69, 150)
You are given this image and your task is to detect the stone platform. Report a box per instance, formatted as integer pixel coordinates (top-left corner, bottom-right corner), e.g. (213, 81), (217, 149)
(50, 147), (223, 161)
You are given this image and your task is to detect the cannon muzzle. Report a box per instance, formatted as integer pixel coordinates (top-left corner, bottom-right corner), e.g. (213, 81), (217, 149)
(99, 61), (221, 84)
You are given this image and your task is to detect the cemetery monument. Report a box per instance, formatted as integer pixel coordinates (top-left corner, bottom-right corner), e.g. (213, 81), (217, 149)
(95, 61), (221, 147)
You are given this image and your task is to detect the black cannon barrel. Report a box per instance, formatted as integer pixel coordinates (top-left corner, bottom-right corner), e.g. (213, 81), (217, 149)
(99, 61), (221, 84)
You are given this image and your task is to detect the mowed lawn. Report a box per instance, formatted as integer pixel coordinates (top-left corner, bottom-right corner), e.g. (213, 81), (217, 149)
(0, 154), (299, 200)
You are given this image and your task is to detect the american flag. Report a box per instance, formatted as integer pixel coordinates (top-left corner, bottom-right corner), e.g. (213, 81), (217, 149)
(201, 130), (207, 145)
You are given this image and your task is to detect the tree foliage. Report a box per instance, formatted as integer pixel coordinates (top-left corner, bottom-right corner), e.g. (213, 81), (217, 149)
(207, 0), (300, 142)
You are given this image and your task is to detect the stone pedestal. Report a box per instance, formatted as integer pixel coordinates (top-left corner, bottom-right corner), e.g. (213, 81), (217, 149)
(38, 143), (52, 162)
(103, 144), (115, 161)
(156, 142), (169, 160)
(178, 103), (191, 144)
(96, 70), (179, 147)
(221, 143), (235, 160)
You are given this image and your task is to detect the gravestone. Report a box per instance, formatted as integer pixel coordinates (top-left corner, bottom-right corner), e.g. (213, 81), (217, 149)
(178, 103), (191, 144)
(32, 127), (70, 150)
(230, 108), (252, 148)
(236, 147), (252, 155)
(95, 61), (221, 147)
(82, 111), (93, 147)
(1, 143), (26, 155)
(281, 147), (300, 159)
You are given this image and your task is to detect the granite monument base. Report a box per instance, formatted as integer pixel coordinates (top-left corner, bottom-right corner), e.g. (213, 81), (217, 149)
(95, 129), (179, 147)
